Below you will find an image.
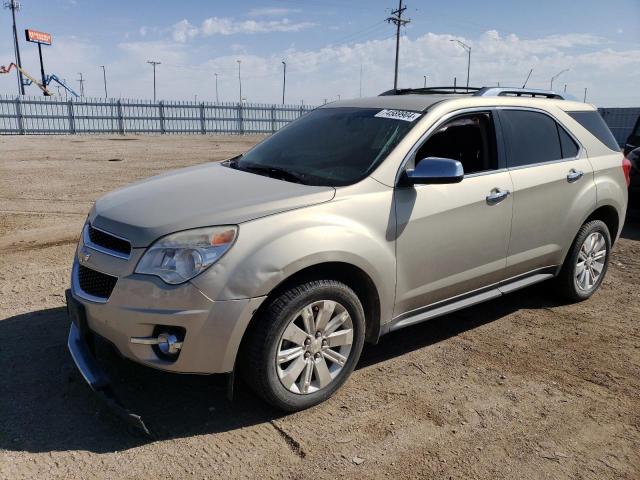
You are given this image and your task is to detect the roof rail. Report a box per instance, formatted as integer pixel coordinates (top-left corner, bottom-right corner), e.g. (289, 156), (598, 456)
(379, 86), (482, 96)
(474, 87), (565, 99)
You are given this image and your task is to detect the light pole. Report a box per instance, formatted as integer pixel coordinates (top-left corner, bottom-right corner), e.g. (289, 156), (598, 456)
(423, 75), (429, 88)
(550, 68), (569, 90)
(4, 0), (25, 95)
(450, 39), (471, 92)
(214, 73), (219, 103)
(147, 60), (161, 102)
(236, 60), (242, 103)
(100, 65), (108, 98)
(281, 60), (286, 105)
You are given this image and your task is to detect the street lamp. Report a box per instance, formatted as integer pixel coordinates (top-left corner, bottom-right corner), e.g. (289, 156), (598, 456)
(550, 68), (569, 91)
(423, 74), (429, 88)
(282, 60), (286, 105)
(147, 60), (161, 102)
(450, 39), (471, 92)
(100, 65), (108, 98)
(236, 60), (242, 103)
(214, 73), (219, 103)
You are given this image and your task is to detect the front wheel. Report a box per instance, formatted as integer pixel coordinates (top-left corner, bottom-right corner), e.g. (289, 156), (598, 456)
(556, 220), (611, 301)
(241, 280), (366, 411)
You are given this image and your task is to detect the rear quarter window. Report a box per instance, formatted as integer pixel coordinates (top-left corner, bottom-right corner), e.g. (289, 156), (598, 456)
(567, 111), (620, 151)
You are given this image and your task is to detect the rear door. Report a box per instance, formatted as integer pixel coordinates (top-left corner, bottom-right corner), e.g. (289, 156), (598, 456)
(498, 108), (596, 278)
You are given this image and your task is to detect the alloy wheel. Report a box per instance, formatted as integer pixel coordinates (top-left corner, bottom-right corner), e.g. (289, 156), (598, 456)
(575, 231), (607, 291)
(276, 300), (354, 395)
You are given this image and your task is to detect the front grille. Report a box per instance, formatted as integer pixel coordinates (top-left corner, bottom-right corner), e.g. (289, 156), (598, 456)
(78, 265), (118, 299)
(87, 225), (131, 256)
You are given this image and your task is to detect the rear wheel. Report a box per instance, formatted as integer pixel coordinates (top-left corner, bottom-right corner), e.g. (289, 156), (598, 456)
(242, 280), (365, 411)
(556, 220), (611, 301)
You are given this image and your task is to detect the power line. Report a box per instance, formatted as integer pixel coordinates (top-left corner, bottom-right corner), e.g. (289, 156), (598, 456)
(386, 0), (410, 91)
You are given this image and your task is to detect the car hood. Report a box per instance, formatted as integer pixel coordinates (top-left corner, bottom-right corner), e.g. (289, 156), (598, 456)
(89, 162), (335, 247)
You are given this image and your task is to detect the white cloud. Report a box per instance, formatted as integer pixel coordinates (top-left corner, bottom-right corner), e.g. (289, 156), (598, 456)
(171, 17), (316, 42)
(171, 19), (199, 43)
(247, 7), (301, 17)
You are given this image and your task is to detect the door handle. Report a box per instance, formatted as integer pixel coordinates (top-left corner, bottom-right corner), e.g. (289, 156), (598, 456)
(567, 169), (584, 183)
(486, 189), (510, 205)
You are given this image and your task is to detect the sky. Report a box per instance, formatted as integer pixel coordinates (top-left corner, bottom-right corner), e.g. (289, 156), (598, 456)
(1, 0), (639, 106)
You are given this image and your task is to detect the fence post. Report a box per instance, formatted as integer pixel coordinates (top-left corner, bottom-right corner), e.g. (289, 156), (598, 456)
(66, 99), (75, 134)
(237, 103), (244, 134)
(271, 106), (276, 133)
(200, 103), (206, 135)
(14, 96), (25, 135)
(158, 101), (165, 134)
(116, 100), (124, 135)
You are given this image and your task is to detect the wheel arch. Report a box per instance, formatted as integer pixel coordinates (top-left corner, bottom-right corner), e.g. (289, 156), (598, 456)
(238, 261), (382, 363)
(584, 204), (620, 245)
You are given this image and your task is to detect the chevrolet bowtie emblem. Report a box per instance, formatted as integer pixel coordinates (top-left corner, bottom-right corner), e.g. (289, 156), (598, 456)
(78, 249), (91, 264)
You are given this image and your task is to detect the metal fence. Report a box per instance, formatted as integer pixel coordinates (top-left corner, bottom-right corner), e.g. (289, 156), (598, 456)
(598, 107), (640, 147)
(0, 95), (316, 135)
(1, 95), (638, 144)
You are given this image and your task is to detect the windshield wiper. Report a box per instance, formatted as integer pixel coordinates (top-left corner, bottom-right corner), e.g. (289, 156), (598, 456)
(240, 163), (308, 184)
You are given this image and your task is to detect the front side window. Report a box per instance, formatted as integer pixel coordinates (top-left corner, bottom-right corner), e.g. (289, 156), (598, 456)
(414, 112), (498, 175)
(230, 107), (420, 186)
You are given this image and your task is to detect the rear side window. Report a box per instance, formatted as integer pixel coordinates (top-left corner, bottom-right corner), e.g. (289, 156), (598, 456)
(558, 125), (579, 158)
(501, 110), (562, 167)
(568, 111), (620, 151)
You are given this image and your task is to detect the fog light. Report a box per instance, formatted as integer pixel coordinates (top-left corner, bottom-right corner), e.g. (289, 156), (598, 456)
(157, 332), (182, 355)
(130, 327), (185, 361)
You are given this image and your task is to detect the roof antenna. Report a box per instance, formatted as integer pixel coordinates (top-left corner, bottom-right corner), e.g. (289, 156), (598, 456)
(522, 68), (533, 88)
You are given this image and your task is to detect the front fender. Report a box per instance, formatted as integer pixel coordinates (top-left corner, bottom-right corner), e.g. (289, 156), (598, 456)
(191, 184), (396, 325)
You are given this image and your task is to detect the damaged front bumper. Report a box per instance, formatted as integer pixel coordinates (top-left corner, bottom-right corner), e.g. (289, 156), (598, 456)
(66, 290), (152, 437)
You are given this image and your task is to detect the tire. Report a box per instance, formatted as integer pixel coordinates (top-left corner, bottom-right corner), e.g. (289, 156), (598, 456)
(556, 220), (611, 301)
(241, 280), (366, 411)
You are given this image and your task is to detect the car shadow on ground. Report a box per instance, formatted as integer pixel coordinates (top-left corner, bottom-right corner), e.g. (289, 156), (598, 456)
(0, 279), (577, 455)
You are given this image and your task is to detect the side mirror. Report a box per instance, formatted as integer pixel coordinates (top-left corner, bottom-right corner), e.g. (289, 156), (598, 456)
(402, 157), (464, 185)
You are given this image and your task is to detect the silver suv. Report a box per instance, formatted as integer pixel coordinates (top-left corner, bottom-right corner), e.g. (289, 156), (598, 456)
(67, 87), (628, 417)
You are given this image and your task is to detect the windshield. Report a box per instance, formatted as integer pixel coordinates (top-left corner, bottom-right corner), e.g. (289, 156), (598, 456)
(231, 107), (421, 186)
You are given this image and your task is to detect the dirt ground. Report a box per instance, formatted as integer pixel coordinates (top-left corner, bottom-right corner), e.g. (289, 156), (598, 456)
(1, 135), (639, 480)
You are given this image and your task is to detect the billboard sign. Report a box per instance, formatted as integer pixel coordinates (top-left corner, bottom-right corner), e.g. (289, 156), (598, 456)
(25, 29), (52, 45)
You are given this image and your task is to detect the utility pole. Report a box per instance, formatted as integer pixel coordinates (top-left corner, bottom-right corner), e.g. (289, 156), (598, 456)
(214, 73), (219, 102)
(100, 65), (108, 98)
(4, 0), (25, 95)
(386, 0), (410, 91)
(282, 60), (286, 104)
(359, 64), (363, 97)
(77, 72), (85, 97)
(550, 68), (569, 90)
(583, 87), (588, 103)
(450, 39), (471, 92)
(236, 60), (242, 103)
(147, 60), (160, 102)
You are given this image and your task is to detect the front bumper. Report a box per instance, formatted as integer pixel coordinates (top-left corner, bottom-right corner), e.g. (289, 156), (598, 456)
(67, 318), (152, 436)
(70, 257), (266, 374)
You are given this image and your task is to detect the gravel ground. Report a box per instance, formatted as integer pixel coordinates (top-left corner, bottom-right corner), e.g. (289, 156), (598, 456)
(1, 135), (639, 480)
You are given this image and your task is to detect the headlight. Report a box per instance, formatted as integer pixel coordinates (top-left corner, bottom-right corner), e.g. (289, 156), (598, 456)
(135, 226), (237, 285)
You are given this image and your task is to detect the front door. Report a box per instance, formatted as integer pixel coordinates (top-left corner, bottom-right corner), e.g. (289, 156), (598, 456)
(393, 110), (513, 317)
